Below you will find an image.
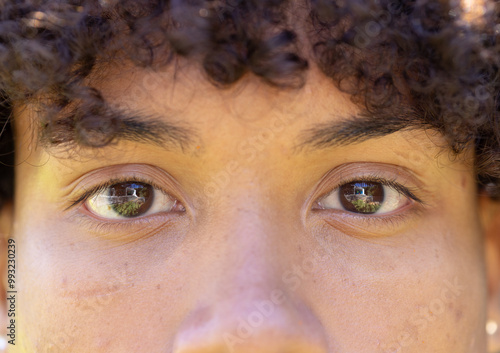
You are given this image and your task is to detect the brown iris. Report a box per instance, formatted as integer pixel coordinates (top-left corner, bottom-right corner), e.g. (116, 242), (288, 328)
(340, 182), (384, 214)
(108, 182), (154, 218)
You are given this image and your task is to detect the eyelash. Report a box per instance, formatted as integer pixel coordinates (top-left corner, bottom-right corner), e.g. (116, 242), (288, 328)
(71, 175), (423, 208)
(67, 173), (424, 232)
(324, 174), (425, 205)
(308, 174), (427, 237)
(66, 176), (185, 238)
(313, 172), (427, 229)
(67, 176), (169, 211)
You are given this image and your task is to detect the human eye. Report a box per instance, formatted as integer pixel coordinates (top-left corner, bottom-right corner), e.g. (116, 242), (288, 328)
(71, 179), (185, 221)
(309, 167), (429, 237)
(314, 177), (423, 215)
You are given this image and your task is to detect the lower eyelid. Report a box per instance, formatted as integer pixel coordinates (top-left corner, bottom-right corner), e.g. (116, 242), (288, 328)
(66, 209), (183, 241)
(312, 200), (425, 238)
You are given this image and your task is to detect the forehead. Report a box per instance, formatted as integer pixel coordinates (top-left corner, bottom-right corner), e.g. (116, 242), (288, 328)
(86, 59), (433, 143)
(24, 58), (445, 164)
(91, 60), (357, 130)
(5, 0), (492, 171)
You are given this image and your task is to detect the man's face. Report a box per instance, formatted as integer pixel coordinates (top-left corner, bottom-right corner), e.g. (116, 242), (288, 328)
(11, 62), (489, 352)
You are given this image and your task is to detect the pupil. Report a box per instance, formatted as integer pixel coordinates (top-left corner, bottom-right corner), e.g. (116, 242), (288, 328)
(339, 182), (384, 214)
(109, 182), (153, 218)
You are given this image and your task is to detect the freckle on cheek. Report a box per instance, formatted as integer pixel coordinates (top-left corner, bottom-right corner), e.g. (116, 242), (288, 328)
(455, 308), (463, 322)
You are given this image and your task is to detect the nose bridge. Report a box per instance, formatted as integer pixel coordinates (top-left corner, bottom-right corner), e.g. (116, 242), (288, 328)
(207, 190), (291, 293)
(171, 191), (329, 353)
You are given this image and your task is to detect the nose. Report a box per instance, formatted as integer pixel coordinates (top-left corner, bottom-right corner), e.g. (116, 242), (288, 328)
(172, 299), (329, 353)
(172, 203), (329, 353)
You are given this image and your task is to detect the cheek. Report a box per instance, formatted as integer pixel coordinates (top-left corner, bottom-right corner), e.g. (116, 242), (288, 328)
(305, 218), (487, 352)
(14, 214), (195, 352)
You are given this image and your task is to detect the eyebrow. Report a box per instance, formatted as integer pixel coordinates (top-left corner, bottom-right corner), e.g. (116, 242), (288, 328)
(41, 106), (196, 151)
(297, 113), (430, 150)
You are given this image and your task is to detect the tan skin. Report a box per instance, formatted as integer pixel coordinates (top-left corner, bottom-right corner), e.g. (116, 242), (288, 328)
(1, 58), (500, 353)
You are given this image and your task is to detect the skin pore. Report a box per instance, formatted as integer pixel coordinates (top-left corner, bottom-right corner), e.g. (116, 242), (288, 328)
(3, 55), (499, 353)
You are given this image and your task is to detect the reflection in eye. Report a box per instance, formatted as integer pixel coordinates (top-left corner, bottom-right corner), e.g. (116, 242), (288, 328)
(318, 181), (409, 215)
(86, 182), (183, 219)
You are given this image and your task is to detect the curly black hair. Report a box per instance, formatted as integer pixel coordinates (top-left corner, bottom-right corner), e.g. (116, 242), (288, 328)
(0, 0), (499, 209)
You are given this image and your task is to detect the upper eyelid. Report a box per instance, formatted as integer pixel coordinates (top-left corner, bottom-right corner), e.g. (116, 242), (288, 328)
(61, 163), (186, 201)
(311, 162), (428, 193)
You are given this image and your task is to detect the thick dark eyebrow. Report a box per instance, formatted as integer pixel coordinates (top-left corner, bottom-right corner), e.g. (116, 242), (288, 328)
(297, 113), (430, 150)
(40, 106), (196, 152)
